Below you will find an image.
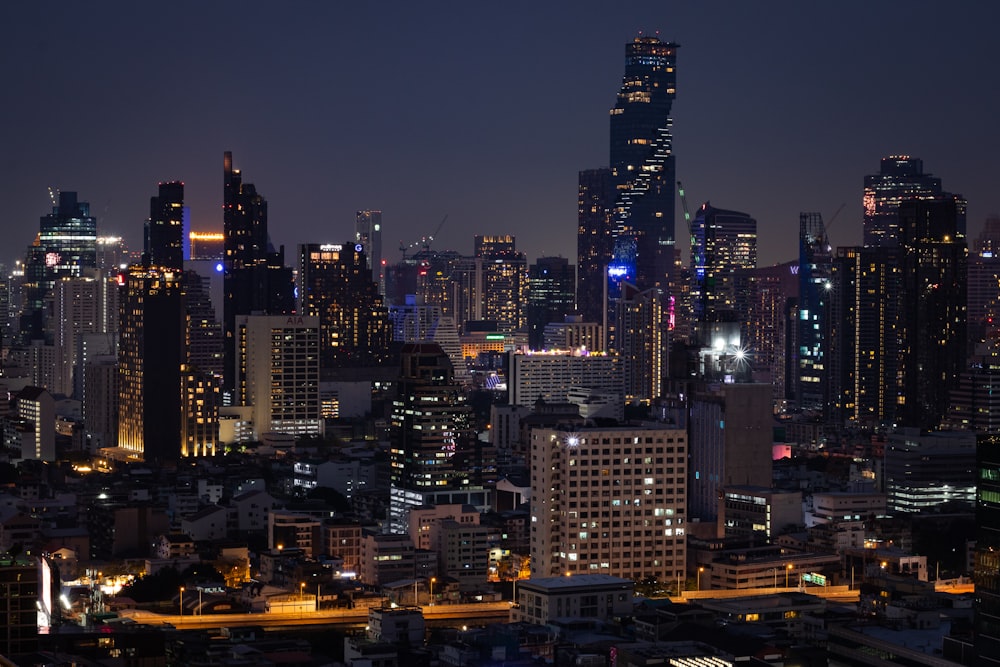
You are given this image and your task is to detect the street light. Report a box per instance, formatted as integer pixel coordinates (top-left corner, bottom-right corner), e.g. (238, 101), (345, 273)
(179, 586), (184, 616)
(697, 567), (704, 591)
(430, 577), (436, 606)
(300, 582), (305, 601)
(786, 564), (793, 588)
(198, 587), (203, 616)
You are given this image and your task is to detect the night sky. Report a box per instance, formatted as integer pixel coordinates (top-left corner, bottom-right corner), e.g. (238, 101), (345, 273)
(3, 1), (998, 269)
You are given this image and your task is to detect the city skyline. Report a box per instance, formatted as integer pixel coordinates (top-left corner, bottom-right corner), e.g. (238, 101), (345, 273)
(3, 1), (999, 269)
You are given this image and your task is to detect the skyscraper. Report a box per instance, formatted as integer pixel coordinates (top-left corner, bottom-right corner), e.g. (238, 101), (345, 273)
(297, 242), (393, 370)
(356, 210), (384, 293)
(828, 246), (902, 429)
(388, 342), (476, 532)
(116, 265), (185, 462)
(526, 256), (575, 350)
(222, 151), (295, 396)
(863, 156), (942, 248)
(796, 212), (832, 414)
(474, 235), (527, 333)
(146, 181), (184, 270)
(609, 35), (678, 296)
(690, 203), (757, 323)
(896, 194), (968, 430)
(577, 167), (614, 325)
(21, 191), (98, 343)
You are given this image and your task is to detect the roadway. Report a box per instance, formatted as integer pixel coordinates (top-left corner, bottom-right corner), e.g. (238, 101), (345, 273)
(120, 601), (512, 631)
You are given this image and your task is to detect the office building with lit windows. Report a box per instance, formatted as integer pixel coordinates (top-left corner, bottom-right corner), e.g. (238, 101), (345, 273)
(474, 235), (527, 333)
(388, 343), (478, 533)
(690, 203), (757, 323)
(609, 36), (679, 297)
(146, 181), (185, 269)
(116, 265), (185, 462)
(297, 242), (393, 371)
(21, 191), (98, 343)
(529, 423), (687, 583)
(577, 167), (615, 326)
(796, 212), (832, 413)
(863, 156), (943, 248)
(237, 314), (321, 438)
(527, 256), (575, 350)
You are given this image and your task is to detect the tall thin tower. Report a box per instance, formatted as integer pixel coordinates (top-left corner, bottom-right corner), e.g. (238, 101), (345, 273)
(609, 35), (678, 295)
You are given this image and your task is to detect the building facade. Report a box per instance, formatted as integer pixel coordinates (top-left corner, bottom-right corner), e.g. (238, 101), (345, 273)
(529, 424), (687, 583)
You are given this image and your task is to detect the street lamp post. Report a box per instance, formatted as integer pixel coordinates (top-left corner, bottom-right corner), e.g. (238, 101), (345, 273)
(198, 587), (203, 616)
(317, 583), (321, 612)
(300, 582), (305, 601)
(430, 577), (436, 606)
(179, 586), (184, 616)
(697, 567), (704, 591)
(786, 564), (793, 589)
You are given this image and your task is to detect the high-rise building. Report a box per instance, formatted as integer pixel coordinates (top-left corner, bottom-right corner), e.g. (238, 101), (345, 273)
(542, 316), (603, 353)
(21, 191), (98, 343)
(474, 235), (527, 333)
(116, 265), (185, 462)
(735, 261), (798, 391)
(968, 216), (1000, 353)
(146, 181), (185, 270)
(222, 151), (295, 397)
(896, 194), (968, 430)
(609, 36), (678, 296)
(863, 156), (942, 248)
(183, 269), (224, 379)
(612, 283), (665, 403)
(52, 271), (117, 397)
(577, 167), (614, 325)
(796, 212), (832, 414)
(356, 210), (384, 294)
(526, 256), (575, 350)
(690, 203), (757, 323)
(828, 246), (903, 429)
(529, 423), (687, 582)
(297, 242), (393, 370)
(237, 314), (321, 438)
(388, 343), (476, 533)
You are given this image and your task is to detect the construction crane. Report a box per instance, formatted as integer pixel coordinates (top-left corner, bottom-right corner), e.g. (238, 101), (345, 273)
(48, 186), (59, 207)
(823, 202), (846, 241)
(399, 214), (449, 258)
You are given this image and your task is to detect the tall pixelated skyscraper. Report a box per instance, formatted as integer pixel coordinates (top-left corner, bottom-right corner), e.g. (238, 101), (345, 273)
(222, 151), (295, 397)
(609, 35), (678, 295)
